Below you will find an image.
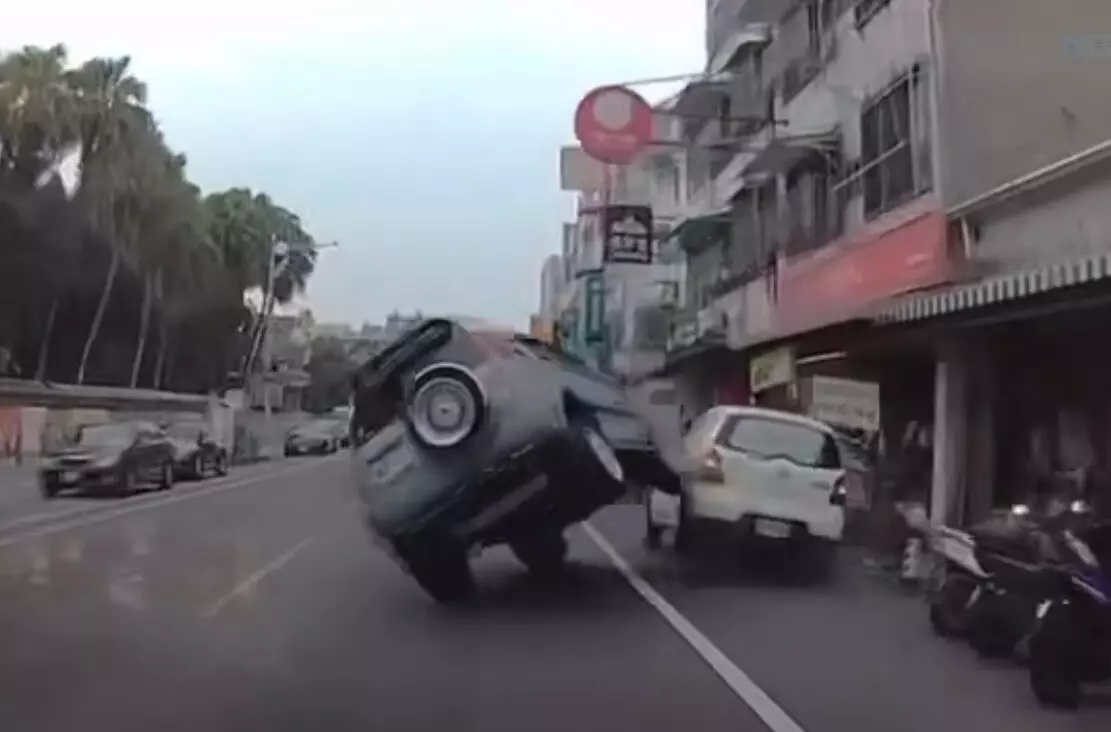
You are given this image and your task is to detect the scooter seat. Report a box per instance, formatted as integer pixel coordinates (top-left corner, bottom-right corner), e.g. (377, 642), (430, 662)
(969, 518), (1039, 563)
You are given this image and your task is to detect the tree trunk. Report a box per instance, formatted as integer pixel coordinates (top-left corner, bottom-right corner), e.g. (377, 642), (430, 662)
(77, 247), (120, 385)
(129, 271), (155, 388)
(33, 297), (59, 381)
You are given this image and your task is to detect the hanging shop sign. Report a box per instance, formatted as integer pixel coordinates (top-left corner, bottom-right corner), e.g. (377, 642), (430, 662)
(602, 204), (654, 264)
(749, 345), (795, 394)
(583, 272), (606, 344)
(805, 376), (881, 433)
(776, 210), (952, 334)
(573, 85), (654, 165)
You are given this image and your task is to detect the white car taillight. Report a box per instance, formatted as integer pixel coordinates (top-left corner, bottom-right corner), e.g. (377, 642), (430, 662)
(407, 364), (486, 448)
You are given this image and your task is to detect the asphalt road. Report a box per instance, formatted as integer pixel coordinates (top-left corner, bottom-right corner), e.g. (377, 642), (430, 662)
(0, 456), (1108, 732)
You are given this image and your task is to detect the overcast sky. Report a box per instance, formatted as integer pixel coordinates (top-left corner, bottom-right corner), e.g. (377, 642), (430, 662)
(4, 1), (703, 329)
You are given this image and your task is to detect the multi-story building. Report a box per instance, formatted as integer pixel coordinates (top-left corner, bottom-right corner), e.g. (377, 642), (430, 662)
(554, 109), (687, 378)
(664, 0), (1111, 523)
(538, 255), (563, 324)
(248, 309), (313, 411)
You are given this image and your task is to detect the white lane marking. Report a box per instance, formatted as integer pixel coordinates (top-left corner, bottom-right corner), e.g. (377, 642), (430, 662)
(201, 538), (313, 619)
(0, 459), (338, 549)
(582, 523), (808, 732)
(0, 462), (293, 534)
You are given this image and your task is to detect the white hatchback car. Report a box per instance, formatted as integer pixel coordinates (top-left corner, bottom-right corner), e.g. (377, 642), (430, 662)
(645, 406), (854, 570)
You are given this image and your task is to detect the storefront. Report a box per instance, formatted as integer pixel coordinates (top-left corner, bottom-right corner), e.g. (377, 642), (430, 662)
(877, 251), (1111, 523)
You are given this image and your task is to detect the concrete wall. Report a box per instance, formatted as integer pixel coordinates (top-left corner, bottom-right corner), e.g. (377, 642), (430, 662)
(971, 157), (1111, 271)
(937, 0), (1111, 207)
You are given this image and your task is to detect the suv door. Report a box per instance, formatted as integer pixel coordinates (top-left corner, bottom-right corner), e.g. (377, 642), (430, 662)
(714, 415), (845, 526)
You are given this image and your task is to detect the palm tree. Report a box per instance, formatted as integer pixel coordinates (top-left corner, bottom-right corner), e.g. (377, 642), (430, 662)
(69, 55), (150, 384)
(0, 45), (322, 392)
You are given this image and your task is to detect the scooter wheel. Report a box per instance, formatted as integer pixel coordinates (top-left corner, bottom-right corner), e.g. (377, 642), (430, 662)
(1029, 606), (1082, 709)
(928, 570), (975, 638)
(1030, 660), (1081, 709)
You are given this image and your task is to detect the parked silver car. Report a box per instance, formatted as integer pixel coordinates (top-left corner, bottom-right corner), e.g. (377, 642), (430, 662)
(349, 317), (681, 603)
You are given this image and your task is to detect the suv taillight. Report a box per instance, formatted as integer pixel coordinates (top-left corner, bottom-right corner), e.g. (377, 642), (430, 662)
(830, 474), (847, 506)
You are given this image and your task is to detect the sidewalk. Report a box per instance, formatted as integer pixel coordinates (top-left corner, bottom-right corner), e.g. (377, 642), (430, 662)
(0, 458), (42, 517)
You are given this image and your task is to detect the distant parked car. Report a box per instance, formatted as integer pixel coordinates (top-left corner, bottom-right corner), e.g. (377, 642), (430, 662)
(349, 317), (682, 604)
(284, 420), (341, 456)
(644, 405), (849, 575)
(39, 421), (176, 499)
(164, 420), (229, 480)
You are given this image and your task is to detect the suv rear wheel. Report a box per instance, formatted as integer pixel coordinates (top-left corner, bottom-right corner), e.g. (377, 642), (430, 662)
(395, 539), (475, 605)
(511, 533), (568, 577)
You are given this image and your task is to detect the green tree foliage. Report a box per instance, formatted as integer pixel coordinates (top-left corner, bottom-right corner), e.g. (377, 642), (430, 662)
(0, 44), (321, 391)
(302, 336), (357, 414)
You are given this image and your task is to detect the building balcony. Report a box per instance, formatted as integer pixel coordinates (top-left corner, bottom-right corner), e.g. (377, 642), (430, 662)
(708, 23), (772, 76)
(664, 303), (730, 359)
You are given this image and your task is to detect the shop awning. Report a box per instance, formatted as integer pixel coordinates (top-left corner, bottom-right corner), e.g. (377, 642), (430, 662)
(875, 252), (1111, 324)
(740, 129), (840, 182)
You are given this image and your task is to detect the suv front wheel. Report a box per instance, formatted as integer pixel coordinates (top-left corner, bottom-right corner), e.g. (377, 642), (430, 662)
(511, 533), (568, 577)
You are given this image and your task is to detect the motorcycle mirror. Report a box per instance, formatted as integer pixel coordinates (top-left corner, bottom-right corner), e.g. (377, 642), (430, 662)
(1010, 503), (1031, 516)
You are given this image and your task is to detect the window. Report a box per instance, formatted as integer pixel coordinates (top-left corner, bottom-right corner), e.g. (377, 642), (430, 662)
(784, 154), (844, 256)
(720, 416), (841, 469)
(859, 71), (922, 218)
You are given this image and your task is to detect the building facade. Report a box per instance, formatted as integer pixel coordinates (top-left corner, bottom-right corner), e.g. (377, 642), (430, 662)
(661, 0), (1111, 525)
(553, 110), (687, 379)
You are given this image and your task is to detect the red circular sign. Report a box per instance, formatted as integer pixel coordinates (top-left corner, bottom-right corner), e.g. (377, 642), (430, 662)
(574, 85), (653, 165)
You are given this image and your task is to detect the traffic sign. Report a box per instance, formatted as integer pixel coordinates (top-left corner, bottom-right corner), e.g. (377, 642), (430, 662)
(573, 85), (653, 165)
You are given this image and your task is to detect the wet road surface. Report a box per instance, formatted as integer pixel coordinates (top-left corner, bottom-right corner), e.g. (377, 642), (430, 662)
(0, 456), (1108, 732)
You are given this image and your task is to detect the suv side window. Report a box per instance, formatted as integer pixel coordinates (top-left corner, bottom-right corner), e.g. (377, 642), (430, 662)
(720, 417), (841, 469)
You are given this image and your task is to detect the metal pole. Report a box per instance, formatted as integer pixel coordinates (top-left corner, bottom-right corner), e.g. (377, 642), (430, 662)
(261, 238), (282, 452)
(600, 164), (614, 373)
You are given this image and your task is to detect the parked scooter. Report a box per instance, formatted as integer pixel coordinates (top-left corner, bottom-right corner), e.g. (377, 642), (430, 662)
(926, 504), (1045, 659)
(1026, 500), (1111, 709)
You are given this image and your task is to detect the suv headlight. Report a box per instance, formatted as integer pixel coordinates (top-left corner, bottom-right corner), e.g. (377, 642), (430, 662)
(407, 363), (486, 448)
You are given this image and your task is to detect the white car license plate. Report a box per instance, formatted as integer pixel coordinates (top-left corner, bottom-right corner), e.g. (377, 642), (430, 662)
(754, 518), (791, 539)
(648, 490), (681, 528)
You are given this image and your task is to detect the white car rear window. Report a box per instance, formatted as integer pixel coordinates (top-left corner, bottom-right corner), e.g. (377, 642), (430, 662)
(719, 417), (840, 469)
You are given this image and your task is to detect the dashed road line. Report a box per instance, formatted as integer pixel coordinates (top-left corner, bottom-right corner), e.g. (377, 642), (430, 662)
(201, 537), (314, 618)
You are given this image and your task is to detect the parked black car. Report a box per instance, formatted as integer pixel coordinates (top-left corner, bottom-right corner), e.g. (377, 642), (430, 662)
(39, 421), (177, 498)
(164, 420), (230, 480)
(349, 317), (682, 604)
(284, 420), (341, 456)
